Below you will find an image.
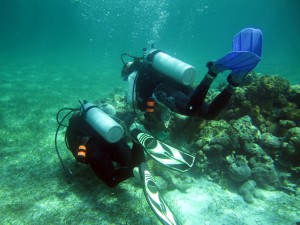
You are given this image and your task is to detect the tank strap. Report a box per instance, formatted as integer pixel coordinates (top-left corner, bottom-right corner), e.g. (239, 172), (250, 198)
(146, 50), (162, 62)
(81, 105), (99, 119)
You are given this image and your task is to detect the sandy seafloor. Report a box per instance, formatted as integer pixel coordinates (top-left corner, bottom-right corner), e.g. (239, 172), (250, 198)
(1, 55), (300, 225)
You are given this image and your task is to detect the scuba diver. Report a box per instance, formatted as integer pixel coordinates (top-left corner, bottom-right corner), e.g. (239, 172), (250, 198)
(65, 105), (145, 187)
(55, 100), (144, 187)
(55, 100), (193, 224)
(121, 28), (263, 121)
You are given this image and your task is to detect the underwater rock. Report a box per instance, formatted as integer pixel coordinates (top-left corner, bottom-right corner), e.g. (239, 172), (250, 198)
(99, 103), (116, 116)
(228, 159), (252, 183)
(249, 154), (274, 168)
(286, 127), (300, 149)
(279, 107), (300, 123)
(218, 87), (251, 120)
(209, 144), (223, 153)
(194, 120), (240, 176)
(195, 150), (209, 173)
(281, 127), (300, 166)
(211, 135), (230, 147)
(243, 143), (264, 156)
(154, 176), (168, 191)
(249, 105), (265, 126)
(282, 142), (297, 156)
(238, 180), (257, 203)
(217, 75), (300, 136)
(160, 169), (193, 192)
(278, 120), (297, 136)
(246, 75), (290, 111)
(287, 84), (300, 107)
(198, 120), (232, 142)
(230, 115), (261, 144)
(249, 76), (300, 134)
(241, 72), (259, 87)
(251, 163), (279, 190)
(279, 119), (297, 128)
(278, 172), (298, 194)
(195, 120), (237, 154)
(259, 132), (282, 152)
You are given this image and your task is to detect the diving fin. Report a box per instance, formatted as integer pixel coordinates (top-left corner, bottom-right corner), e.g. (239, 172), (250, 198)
(131, 129), (195, 173)
(233, 28), (263, 57)
(229, 28), (263, 83)
(229, 59), (260, 84)
(139, 162), (182, 225)
(211, 27), (262, 74)
(212, 51), (261, 73)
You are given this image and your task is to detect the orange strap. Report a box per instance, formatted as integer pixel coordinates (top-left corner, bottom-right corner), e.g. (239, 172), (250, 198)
(147, 97), (155, 113)
(78, 145), (86, 151)
(77, 151), (86, 157)
(147, 108), (155, 113)
(77, 145), (87, 157)
(147, 101), (155, 107)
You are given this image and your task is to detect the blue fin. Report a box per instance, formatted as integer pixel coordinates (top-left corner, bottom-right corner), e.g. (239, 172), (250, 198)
(213, 28), (262, 73)
(233, 28), (263, 57)
(230, 60), (260, 84)
(213, 51), (261, 73)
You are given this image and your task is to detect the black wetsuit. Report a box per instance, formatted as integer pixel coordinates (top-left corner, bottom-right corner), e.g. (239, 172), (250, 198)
(66, 114), (144, 187)
(135, 63), (233, 120)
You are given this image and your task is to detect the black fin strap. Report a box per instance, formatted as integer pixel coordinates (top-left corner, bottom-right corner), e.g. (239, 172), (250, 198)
(227, 74), (240, 87)
(208, 70), (217, 77)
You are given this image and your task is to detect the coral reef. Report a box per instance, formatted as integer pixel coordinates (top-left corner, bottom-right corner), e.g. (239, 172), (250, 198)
(227, 157), (252, 183)
(108, 74), (300, 202)
(203, 75), (299, 196)
(178, 75), (299, 197)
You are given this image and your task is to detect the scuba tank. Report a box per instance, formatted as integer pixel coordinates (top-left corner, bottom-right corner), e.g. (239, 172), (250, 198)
(81, 102), (124, 143)
(127, 71), (138, 108)
(145, 49), (196, 86)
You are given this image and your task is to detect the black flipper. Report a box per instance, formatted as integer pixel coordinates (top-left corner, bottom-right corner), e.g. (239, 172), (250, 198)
(132, 129), (195, 172)
(139, 162), (182, 225)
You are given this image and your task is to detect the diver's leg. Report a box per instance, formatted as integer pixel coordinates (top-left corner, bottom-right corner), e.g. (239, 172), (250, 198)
(131, 141), (146, 167)
(186, 61), (218, 114)
(202, 84), (236, 119)
(106, 168), (134, 187)
(87, 140), (133, 187)
(111, 140), (132, 167)
(112, 140), (145, 167)
(186, 70), (216, 113)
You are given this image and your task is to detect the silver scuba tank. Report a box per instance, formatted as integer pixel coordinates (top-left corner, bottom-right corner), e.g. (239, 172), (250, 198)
(81, 102), (124, 143)
(127, 71), (138, 108)
(145, 49), (196, 86)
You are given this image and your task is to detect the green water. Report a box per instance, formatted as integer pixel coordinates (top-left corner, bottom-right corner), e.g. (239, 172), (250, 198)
(1, 0), (300, 224)
(1, 0), (300, 82)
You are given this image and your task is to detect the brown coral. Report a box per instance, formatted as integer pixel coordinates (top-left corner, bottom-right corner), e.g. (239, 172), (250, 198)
(246, 75), (290, 110)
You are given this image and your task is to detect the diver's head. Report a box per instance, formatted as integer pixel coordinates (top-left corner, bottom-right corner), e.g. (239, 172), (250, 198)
(120, 51), (144, 80)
